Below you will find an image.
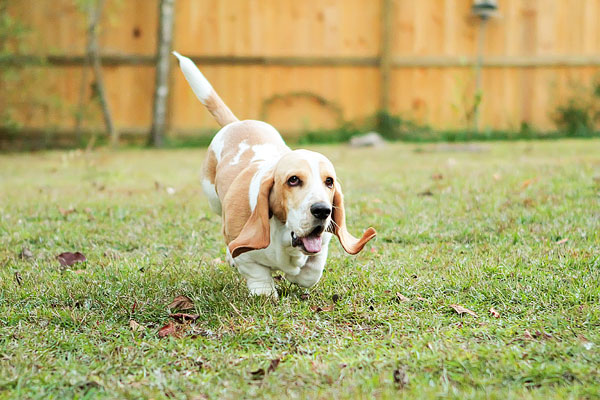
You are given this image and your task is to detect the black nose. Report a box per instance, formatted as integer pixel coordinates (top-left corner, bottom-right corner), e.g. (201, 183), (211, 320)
(310, 202), (332, 220)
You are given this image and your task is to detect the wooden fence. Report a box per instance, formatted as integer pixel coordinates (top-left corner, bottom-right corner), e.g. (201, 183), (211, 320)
(2, 0), (600, 140)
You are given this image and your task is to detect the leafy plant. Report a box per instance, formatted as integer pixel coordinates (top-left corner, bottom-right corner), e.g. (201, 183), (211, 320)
(553, 81), (600, 137)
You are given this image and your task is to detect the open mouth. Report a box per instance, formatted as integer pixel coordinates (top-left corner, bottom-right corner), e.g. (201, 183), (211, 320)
(291, 225), (325, 254)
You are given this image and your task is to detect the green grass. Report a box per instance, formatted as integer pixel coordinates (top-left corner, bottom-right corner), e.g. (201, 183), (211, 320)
(1, 140), (599, 399)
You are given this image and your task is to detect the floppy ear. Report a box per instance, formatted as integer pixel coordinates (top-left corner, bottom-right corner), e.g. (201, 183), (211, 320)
(228, 174), (274, 258)
(330, 182), (376, 254)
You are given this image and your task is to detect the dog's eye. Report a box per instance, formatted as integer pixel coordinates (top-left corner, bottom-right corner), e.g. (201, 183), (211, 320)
(325, 177), (334, 188)
(287, 176), (301, 187)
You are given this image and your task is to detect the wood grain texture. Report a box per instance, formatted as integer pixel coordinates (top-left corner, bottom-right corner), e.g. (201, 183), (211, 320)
(4, 0), (600, 135)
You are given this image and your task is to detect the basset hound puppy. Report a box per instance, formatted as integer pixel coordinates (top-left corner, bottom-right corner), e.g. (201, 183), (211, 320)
(173, 52), (376, 297)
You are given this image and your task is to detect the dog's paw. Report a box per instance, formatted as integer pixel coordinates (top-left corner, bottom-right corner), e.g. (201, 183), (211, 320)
(248, 283), (278, 298)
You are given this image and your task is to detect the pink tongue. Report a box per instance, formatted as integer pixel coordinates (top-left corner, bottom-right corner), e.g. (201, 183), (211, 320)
(301, 235), (322, 253)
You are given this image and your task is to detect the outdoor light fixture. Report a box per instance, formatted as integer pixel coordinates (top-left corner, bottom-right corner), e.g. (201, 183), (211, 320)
(472, 0), (498, 20)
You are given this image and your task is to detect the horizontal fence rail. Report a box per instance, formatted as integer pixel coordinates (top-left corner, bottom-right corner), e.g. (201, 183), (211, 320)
(2, 0), (600, 143)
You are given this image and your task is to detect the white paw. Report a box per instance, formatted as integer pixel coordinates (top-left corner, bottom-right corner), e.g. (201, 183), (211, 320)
(248, 283), (278, 298)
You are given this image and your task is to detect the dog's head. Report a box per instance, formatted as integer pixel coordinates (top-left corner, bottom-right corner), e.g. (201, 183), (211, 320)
(229, 149), (376, 258)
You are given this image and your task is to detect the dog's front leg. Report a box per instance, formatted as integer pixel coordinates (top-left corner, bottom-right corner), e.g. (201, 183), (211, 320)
(236, 260), (277, 297)
(285, 234), (331, 288)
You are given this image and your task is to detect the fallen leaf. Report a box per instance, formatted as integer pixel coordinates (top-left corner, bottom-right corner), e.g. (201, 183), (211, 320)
(300, 293), (310, 300)
(311, 304), (334, 312)
(417, 189), (434, 196)
(84, 207), (95, 220)
(534, 330), (553, 340)
(168, 295), (194, 311)
(14, 272), (23, 286)
(396, 293), (410, 302)
(267, 357), (281, 373)
(169, 313), (200, 323)
(158, 321), (180, 338)
(431, 173), (443, 180)
(489, 307), (500, 318)
(57, 252), (87, 267)
(449, 304), (478, 317)
(520, 177), (538, 190)
(556, 238), (568, 244)
(129, 319), (145, 332)
(523, 330), (534, 340)
(58, 206), (76, 217)
(250, 368), (265, 380)
(19, 248), (33, 259)
(523, 198), (535, 207)
(393, 367), (409, 388)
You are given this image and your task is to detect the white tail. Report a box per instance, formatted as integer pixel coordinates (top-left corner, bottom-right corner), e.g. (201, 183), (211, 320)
(172, 51), (239, 127)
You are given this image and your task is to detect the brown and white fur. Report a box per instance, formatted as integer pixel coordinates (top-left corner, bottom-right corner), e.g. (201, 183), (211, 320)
(173, 52), (376, 297)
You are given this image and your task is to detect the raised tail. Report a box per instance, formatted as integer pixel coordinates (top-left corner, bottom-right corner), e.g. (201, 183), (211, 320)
(172, 51), (239, 127)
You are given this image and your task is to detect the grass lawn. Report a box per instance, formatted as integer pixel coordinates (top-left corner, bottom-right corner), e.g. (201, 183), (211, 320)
(1, 139), (599, 399)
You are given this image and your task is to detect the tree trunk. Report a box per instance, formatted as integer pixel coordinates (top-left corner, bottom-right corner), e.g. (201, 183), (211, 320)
(149, 0), (176, 147)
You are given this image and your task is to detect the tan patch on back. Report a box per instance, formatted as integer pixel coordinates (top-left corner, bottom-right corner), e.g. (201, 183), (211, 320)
(202, 148), (218, 184)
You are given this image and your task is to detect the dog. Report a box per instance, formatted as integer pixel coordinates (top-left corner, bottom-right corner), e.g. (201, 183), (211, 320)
(173, 52), (376, 297)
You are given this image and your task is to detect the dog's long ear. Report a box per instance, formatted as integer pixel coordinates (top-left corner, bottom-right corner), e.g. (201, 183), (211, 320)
(228, 173), (274, 258)
(330, 182), (376, 254)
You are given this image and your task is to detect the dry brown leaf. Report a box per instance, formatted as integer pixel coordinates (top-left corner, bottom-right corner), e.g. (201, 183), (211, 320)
(449, 304), (478, 317)
(267, 357), (281, 373)
(19, 248), (33, 259)
(58, 206), (76, 217)
(396, 293), (410, 302)
(129, 319), (145, 332)
(523, 330), (534, 340)
(520, 177), (538, 190)
(489, 307), (500, 318)
(168, 295), (194, 311)
(393, 367), (409, 388)
(311, 304), (334, 312)
(84, 207), (95, 220)
(431, 173), (443, 180)
(158, 321), (181, 338)
(57, 252), (87, 267)
(250, 368), (265, 380)
(169, 313), (200, 323)
(534, 330), (553, 340)
(556, 238), (568, 245)
(14, 272), (23, 286)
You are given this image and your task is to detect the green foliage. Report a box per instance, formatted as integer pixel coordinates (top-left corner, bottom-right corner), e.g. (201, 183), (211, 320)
(0, 0), (30, 130)
(553, 80), (600, 137)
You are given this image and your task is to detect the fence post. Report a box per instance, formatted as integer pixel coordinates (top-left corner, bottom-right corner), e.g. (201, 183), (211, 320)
(149, 0), (176, 147)
(379, 0), (393, 113)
